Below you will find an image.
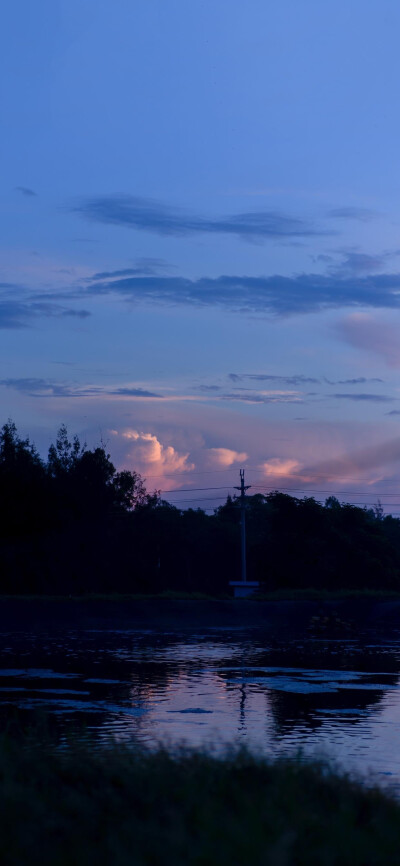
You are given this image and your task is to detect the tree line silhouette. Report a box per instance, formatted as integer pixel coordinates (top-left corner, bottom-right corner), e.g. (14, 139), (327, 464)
(1, 420), (400, 595)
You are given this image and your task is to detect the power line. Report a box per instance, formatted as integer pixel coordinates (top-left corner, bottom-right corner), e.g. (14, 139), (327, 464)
(143, 469), (247, 478)
(167, 496), (229, 504)
(244, 470), (400, 484)
(250, 484), (400, 497)
(160, 481), (400, 497)
(144, 465), (400, 484)
(159, 485), (233, 494)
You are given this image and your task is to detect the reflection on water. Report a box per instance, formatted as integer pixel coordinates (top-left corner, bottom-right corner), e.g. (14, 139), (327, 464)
(2, 628), (400, 786)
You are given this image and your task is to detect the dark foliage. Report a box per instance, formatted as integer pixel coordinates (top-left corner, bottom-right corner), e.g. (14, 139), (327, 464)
(1, 421), (400, 594)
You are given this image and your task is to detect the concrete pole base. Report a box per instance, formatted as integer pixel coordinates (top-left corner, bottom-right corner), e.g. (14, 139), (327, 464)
(229, 581), (260, 598)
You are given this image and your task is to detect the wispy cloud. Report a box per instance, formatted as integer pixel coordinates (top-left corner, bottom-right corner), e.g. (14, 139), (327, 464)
(113, 387), (162, 397)
(327, 207), (377, 222)
(0, 377), (306, 407)
(15, 186), (37, 197)
(314, 248), (400, 277)
(61, 309), (90, 318)
(72, 195), (326, 242)
(90, 258), (171, 281)
(91, 268), (149, 280)
(195, 384), (222, 392)
(0, 298), (90, 329)
(331, 251), (388, 276)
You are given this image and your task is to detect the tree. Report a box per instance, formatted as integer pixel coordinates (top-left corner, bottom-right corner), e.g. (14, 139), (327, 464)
(113, 469), (154, 511)
(47, 424), (85, 478)
(0, 420), (46, 536)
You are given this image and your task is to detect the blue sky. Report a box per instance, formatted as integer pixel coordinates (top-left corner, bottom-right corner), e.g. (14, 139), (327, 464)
(3, 0), (400, 509)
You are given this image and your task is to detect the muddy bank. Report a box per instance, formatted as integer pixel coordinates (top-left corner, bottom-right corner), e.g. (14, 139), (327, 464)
(0, 596), (400, 636)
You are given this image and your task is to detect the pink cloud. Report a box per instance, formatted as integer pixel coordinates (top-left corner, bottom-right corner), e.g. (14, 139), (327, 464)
(262, 458), (303, 479)
(259, 440), (400, 492)
(114, 429), (195, 489)
(206, 447), (248, 467)
(335, 313), (400, 367)
(300, 439), (400, 486)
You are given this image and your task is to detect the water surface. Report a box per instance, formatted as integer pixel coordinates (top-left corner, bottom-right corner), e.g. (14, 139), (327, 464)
(2, 624), (400, 788)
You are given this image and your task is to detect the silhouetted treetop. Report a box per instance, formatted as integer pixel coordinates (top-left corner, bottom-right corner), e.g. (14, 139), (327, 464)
(47, 424), (85, 477)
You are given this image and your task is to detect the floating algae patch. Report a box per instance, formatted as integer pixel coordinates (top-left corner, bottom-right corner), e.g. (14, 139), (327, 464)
(0, 669), (78, 679)
(317, 708), (368, 715)
(221, 665), (400, 694)
(338, 683), (395, 690)
(15, 698), (151, 716)
(31, 689), (91, 696)
(167, 708), (214, 714)
(225, 676), (340, 693)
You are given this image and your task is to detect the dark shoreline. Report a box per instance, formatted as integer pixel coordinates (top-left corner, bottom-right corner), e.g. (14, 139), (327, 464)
(1, 594), (400, 636)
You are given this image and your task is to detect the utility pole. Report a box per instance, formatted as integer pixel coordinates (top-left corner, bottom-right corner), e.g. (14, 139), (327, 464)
(234, 469), (250, 584)
(229, 468), (259, 597)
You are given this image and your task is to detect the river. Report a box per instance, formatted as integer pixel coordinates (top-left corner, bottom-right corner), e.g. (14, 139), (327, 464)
(2, 601), (400, 790)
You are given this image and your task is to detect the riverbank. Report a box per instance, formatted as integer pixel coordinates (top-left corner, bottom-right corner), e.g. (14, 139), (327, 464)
(2, 739), (400, 865)
(2, 592), (400, 636)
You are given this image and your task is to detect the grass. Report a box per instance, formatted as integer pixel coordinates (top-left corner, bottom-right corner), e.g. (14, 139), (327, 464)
(251, 588), (400, 600)
(2, 737), (400, 865)
(0, 590), (231, 602)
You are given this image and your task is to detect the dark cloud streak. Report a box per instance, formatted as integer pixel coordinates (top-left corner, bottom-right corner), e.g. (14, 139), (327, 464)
(0, 379), (161, 398)
(73, 195), (327, 242)
(229, 373), (319, 385)
(0, 284), (91, 328)
(333, 393), (394, 403)
(222, 392), (302, 404)
(325, 377), (384, 385)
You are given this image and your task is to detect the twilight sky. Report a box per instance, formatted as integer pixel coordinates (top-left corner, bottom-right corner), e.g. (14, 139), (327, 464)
(3, 0), (400, 511)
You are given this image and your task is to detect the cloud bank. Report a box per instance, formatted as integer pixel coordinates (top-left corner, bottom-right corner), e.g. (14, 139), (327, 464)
(6, 262), (400, 329)
(83, 270), (400, 316)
